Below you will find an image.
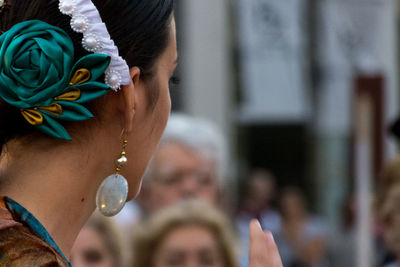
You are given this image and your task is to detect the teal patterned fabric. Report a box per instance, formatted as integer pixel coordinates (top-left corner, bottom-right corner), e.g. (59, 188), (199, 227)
(0, 20), (112, 140)
(4, 196), (71, 266)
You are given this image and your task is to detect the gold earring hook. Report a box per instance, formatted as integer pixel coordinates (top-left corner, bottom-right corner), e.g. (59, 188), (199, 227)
(115, 130), (128, 175)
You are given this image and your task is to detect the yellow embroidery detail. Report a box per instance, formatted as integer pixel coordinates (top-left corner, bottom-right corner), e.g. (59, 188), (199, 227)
(21, 68), (90, 126)
(21, 103), (63, 126)
(38, 103), (63, 116)
(69, 68), (91, 86)
(54, 89), (81, 101)
(21, 109), (43, 125)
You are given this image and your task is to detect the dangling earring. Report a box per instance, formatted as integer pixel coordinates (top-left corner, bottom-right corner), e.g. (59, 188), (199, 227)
(96, 135), (129, 217)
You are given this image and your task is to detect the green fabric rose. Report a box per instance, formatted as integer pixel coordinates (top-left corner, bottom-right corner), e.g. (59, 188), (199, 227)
(0, 20), (112, 140)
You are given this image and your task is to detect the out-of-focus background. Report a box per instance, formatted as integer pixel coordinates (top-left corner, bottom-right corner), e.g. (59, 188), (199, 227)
(173, 0), (397, 215)
(170, 1), (398, 264)
(72, 1), (400, 267)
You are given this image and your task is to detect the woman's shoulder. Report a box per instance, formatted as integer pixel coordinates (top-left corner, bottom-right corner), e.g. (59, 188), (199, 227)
(0, 224), (69, 266)
(0, 196), (69, 266)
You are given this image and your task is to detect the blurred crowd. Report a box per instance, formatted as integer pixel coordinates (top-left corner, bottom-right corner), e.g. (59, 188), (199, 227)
(69, 113), (400, 267)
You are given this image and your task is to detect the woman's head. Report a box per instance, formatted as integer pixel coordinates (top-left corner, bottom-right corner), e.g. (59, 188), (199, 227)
(377, 183), (400, 255)
(0, 0), (177, 198)
(132, 200), (239, 267)
(279, 187), (308, 220)
(71, 212), (123, 267)
(375, 157), (400, 255)
(375, 156), (400, 211)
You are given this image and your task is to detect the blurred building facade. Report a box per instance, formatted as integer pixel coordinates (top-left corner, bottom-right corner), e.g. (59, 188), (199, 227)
(172, 0), (399, 232)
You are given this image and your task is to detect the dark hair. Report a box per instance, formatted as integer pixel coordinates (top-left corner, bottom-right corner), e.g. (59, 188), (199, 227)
(0, 0), (175, 151)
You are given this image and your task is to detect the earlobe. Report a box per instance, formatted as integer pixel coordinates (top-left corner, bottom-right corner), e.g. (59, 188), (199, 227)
(121, 67), (141, 134)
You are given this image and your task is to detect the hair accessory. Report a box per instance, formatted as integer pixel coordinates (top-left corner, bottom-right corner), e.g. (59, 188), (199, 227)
(96, 134), (129, 217)
(59, 0), (131, 90)
(70, 15), (89, 33)
(82, 34), (102, 52)
(0, 20), (112, 140)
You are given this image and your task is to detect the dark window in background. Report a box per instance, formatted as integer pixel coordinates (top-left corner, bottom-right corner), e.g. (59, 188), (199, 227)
(238, 124), (312, 201)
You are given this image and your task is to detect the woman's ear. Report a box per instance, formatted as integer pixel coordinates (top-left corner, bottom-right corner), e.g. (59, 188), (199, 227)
(121, 67), (141, 134)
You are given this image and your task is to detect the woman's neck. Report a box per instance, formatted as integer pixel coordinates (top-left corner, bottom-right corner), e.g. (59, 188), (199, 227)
(0, 137), (117, 259)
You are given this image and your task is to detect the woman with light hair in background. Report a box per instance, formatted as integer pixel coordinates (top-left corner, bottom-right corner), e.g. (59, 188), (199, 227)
(131, 200), (239, 267)
(375, 156), (400, 267)
(71, 212), (123, 267)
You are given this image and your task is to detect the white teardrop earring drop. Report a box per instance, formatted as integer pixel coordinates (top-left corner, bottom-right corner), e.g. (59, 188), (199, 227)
(96, 137), (129, 217)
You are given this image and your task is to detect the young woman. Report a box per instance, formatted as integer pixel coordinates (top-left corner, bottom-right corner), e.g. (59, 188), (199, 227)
(132, 200), (239, 267)
(71, 212), (123, 267)
(0, 0), (282, 266)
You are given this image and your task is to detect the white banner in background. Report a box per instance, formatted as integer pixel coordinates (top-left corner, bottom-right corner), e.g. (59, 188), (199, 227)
(237, 0), (309, 123)
(316, 0), (398, 135)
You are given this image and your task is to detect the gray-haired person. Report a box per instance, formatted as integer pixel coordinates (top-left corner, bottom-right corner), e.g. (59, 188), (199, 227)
(116, 113), (228, 225)
(139, 113), (228, 213)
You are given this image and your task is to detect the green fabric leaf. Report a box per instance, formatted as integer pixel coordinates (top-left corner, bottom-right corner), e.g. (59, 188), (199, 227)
(77, 88), (110, 104)
(69, 81), (110, 91)
(70, 54), (111, 82)
(36, 113), (71, 140)
(67, 81), (110, 104)
(49, 101), (94, 121)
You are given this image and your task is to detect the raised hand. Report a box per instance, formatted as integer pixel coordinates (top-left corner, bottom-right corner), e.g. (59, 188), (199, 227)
(248, 220), (283, 267)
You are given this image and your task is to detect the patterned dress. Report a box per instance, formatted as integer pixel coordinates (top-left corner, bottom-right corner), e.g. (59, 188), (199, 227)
(0, 196), (70, 266)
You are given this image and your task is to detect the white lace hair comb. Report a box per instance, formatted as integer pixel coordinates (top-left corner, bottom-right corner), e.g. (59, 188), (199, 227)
(59, 0), (131, 91)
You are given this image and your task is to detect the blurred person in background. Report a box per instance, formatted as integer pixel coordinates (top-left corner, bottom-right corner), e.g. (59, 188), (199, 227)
(131, 200), (239, 267)
(375, 156), (400, 267)
(140, 113), (228, 213)
(236, 169), (281, 266)
(327, 194), (356, 267)
(115, 113), (229, 266)
(375, 156), (400, 213)
(275, 187), (328, 267)
(71, 212), (123, 267)
(376, 183), (400, 267)
(116, 112), (228, 228)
